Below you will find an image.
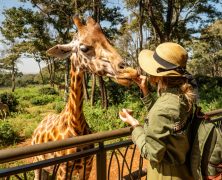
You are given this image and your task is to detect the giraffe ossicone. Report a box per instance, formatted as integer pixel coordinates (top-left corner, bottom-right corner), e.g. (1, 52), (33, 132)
(32, 16), (138, 180)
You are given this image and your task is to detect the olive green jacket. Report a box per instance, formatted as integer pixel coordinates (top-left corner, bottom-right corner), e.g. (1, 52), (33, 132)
(132, 88), (193, 180)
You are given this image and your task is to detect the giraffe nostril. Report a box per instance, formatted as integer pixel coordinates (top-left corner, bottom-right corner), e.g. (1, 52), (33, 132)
(118, 62), (126, 69)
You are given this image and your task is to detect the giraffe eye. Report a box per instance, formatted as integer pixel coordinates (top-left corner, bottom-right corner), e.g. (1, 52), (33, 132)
(80, 45), (90, 53)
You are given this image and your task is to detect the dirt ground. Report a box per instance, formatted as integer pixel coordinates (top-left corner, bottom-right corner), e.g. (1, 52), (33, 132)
(89, 146), (148, 180)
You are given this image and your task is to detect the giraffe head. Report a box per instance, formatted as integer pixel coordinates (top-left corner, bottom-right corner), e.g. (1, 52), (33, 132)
(47, 16), (138, 86)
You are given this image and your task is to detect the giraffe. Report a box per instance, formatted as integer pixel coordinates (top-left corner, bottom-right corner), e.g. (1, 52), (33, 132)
(0, 102), (9, 120)
(31, 16), (138, 180)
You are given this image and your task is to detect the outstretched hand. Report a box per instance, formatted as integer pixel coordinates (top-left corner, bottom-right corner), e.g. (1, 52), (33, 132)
(133, 75), (149, 96)
(119, 109), (139, 126)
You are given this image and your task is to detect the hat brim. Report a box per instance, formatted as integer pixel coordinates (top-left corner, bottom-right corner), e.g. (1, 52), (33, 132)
(138, 50), (182, 76)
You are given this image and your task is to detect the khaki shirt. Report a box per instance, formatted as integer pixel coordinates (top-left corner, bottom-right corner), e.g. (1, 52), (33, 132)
(132, 88), (193, 179)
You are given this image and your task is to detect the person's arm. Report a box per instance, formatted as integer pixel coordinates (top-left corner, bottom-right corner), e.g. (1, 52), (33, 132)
(132, 130), (167, 162)
(119, 107), (168, 162)
(133, 75), (149, 96)
(132, 94), (190, 163)
(131, 109), (169, 162)
(133, 75), (156, 111)
(120, 94), (188, 163)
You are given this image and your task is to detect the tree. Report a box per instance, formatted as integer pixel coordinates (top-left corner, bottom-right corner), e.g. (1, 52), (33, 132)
(0, 8), (26, 91)
(123, 0), (222, 46)
(188, 20), (222, 77)
(118, 0), (222, 73)
(0, 49), (20, 92)
(144, 0), (222, 43)
(0, 7), (53, 86)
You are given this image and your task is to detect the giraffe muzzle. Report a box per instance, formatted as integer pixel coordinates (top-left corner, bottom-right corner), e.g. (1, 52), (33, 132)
(113, 67), (139, 86)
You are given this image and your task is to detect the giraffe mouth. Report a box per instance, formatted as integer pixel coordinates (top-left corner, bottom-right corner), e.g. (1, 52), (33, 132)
(113, 67), (139, 86)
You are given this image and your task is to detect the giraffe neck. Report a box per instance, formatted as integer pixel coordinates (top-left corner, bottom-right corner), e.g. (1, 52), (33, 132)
(65, 53), (88, 134)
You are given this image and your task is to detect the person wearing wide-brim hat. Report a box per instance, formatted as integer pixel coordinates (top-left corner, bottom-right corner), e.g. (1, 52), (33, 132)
(119, 42), (197, 180)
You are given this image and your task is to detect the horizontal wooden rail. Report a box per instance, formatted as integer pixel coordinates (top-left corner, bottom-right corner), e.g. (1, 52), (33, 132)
(205, 108), (222, 117)
(0, 108), (221, 164)
(0, 127), (132, 164)
(0, 108), (221, 180)
(0, 140), (134, 178)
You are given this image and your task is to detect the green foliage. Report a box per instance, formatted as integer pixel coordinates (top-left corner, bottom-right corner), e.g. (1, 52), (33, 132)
(53, 101), (66, 113)
(84, 104), (126, 132)
(196, 76), (222, 111)
(38, 87), (58, 95)
(84, 97), (146, 133)
(187, 20), (222, 77)
(106, 80), (141, 105)
(15, 74), (38, 87)
(30, 95), (55, 105)
(14, 86), (40, 103)
(196, 76), (222, 89)
(0, 92), (19, 112)
(0, 73), (11, 87)
(0, 121), (19, 146)
(0, 161), (35, 179)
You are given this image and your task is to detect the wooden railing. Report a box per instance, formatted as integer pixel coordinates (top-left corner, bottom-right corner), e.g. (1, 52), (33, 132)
(0, 108), (221, 180)
(0, 127), (146, 180)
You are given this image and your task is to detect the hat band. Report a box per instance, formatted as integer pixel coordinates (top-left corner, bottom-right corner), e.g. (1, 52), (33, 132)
(153, 51), (197, 88)
(153, 51), (186, 74)
(153, 51), (178, 69)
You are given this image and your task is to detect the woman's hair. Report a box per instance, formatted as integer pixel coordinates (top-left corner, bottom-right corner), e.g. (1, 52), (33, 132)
(149, 76), (197, 111)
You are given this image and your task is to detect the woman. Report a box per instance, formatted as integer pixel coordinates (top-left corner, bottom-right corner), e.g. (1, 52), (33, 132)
(119, 42), (197, 180)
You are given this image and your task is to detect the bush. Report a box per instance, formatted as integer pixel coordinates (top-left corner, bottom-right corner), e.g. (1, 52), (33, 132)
(0, 121), (19, 146)
(39, 87), (58, 95)
(0, 92), (19, 112)
(106, 80), (141, 105)
(53, 101), (66, 113)
(31, 95), (55, 105)
(195, 75), (222, 88)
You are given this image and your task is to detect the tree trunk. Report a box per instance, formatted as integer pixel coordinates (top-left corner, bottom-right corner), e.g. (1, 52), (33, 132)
(165, 0), (173, 41)
(98, 76), (108, 109)
(49, 58), (54, 87)
(138, 0), (144, 73)
(139, 0), (144, 51)
(90, 74), (96, 106)
(37, 60), (44, 85)
(11, 60), (15, 92)
(51, 58), (56, 88)
(83, 72), (89, 100)
(146, 0), (165, 42)
(64, 58), (70, 102)
(93, 0), (100, 21)
(46, 59), (53, 85)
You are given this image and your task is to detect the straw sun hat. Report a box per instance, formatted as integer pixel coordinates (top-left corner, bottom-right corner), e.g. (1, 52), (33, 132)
(138, 42), (188, 76)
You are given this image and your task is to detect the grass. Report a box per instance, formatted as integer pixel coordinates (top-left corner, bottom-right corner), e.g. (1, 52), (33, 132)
(0, 85), (146, 146)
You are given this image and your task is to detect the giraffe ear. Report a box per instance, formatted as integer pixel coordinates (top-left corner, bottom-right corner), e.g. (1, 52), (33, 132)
(47, 44), (74, 59)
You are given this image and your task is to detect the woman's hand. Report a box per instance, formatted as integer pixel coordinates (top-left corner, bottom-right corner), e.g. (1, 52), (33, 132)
(119, 109), (139, 126)
(133, 75), (149, 96)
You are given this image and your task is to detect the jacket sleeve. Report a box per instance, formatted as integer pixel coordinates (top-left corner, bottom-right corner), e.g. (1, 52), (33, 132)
(132, 125), (167, 162)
